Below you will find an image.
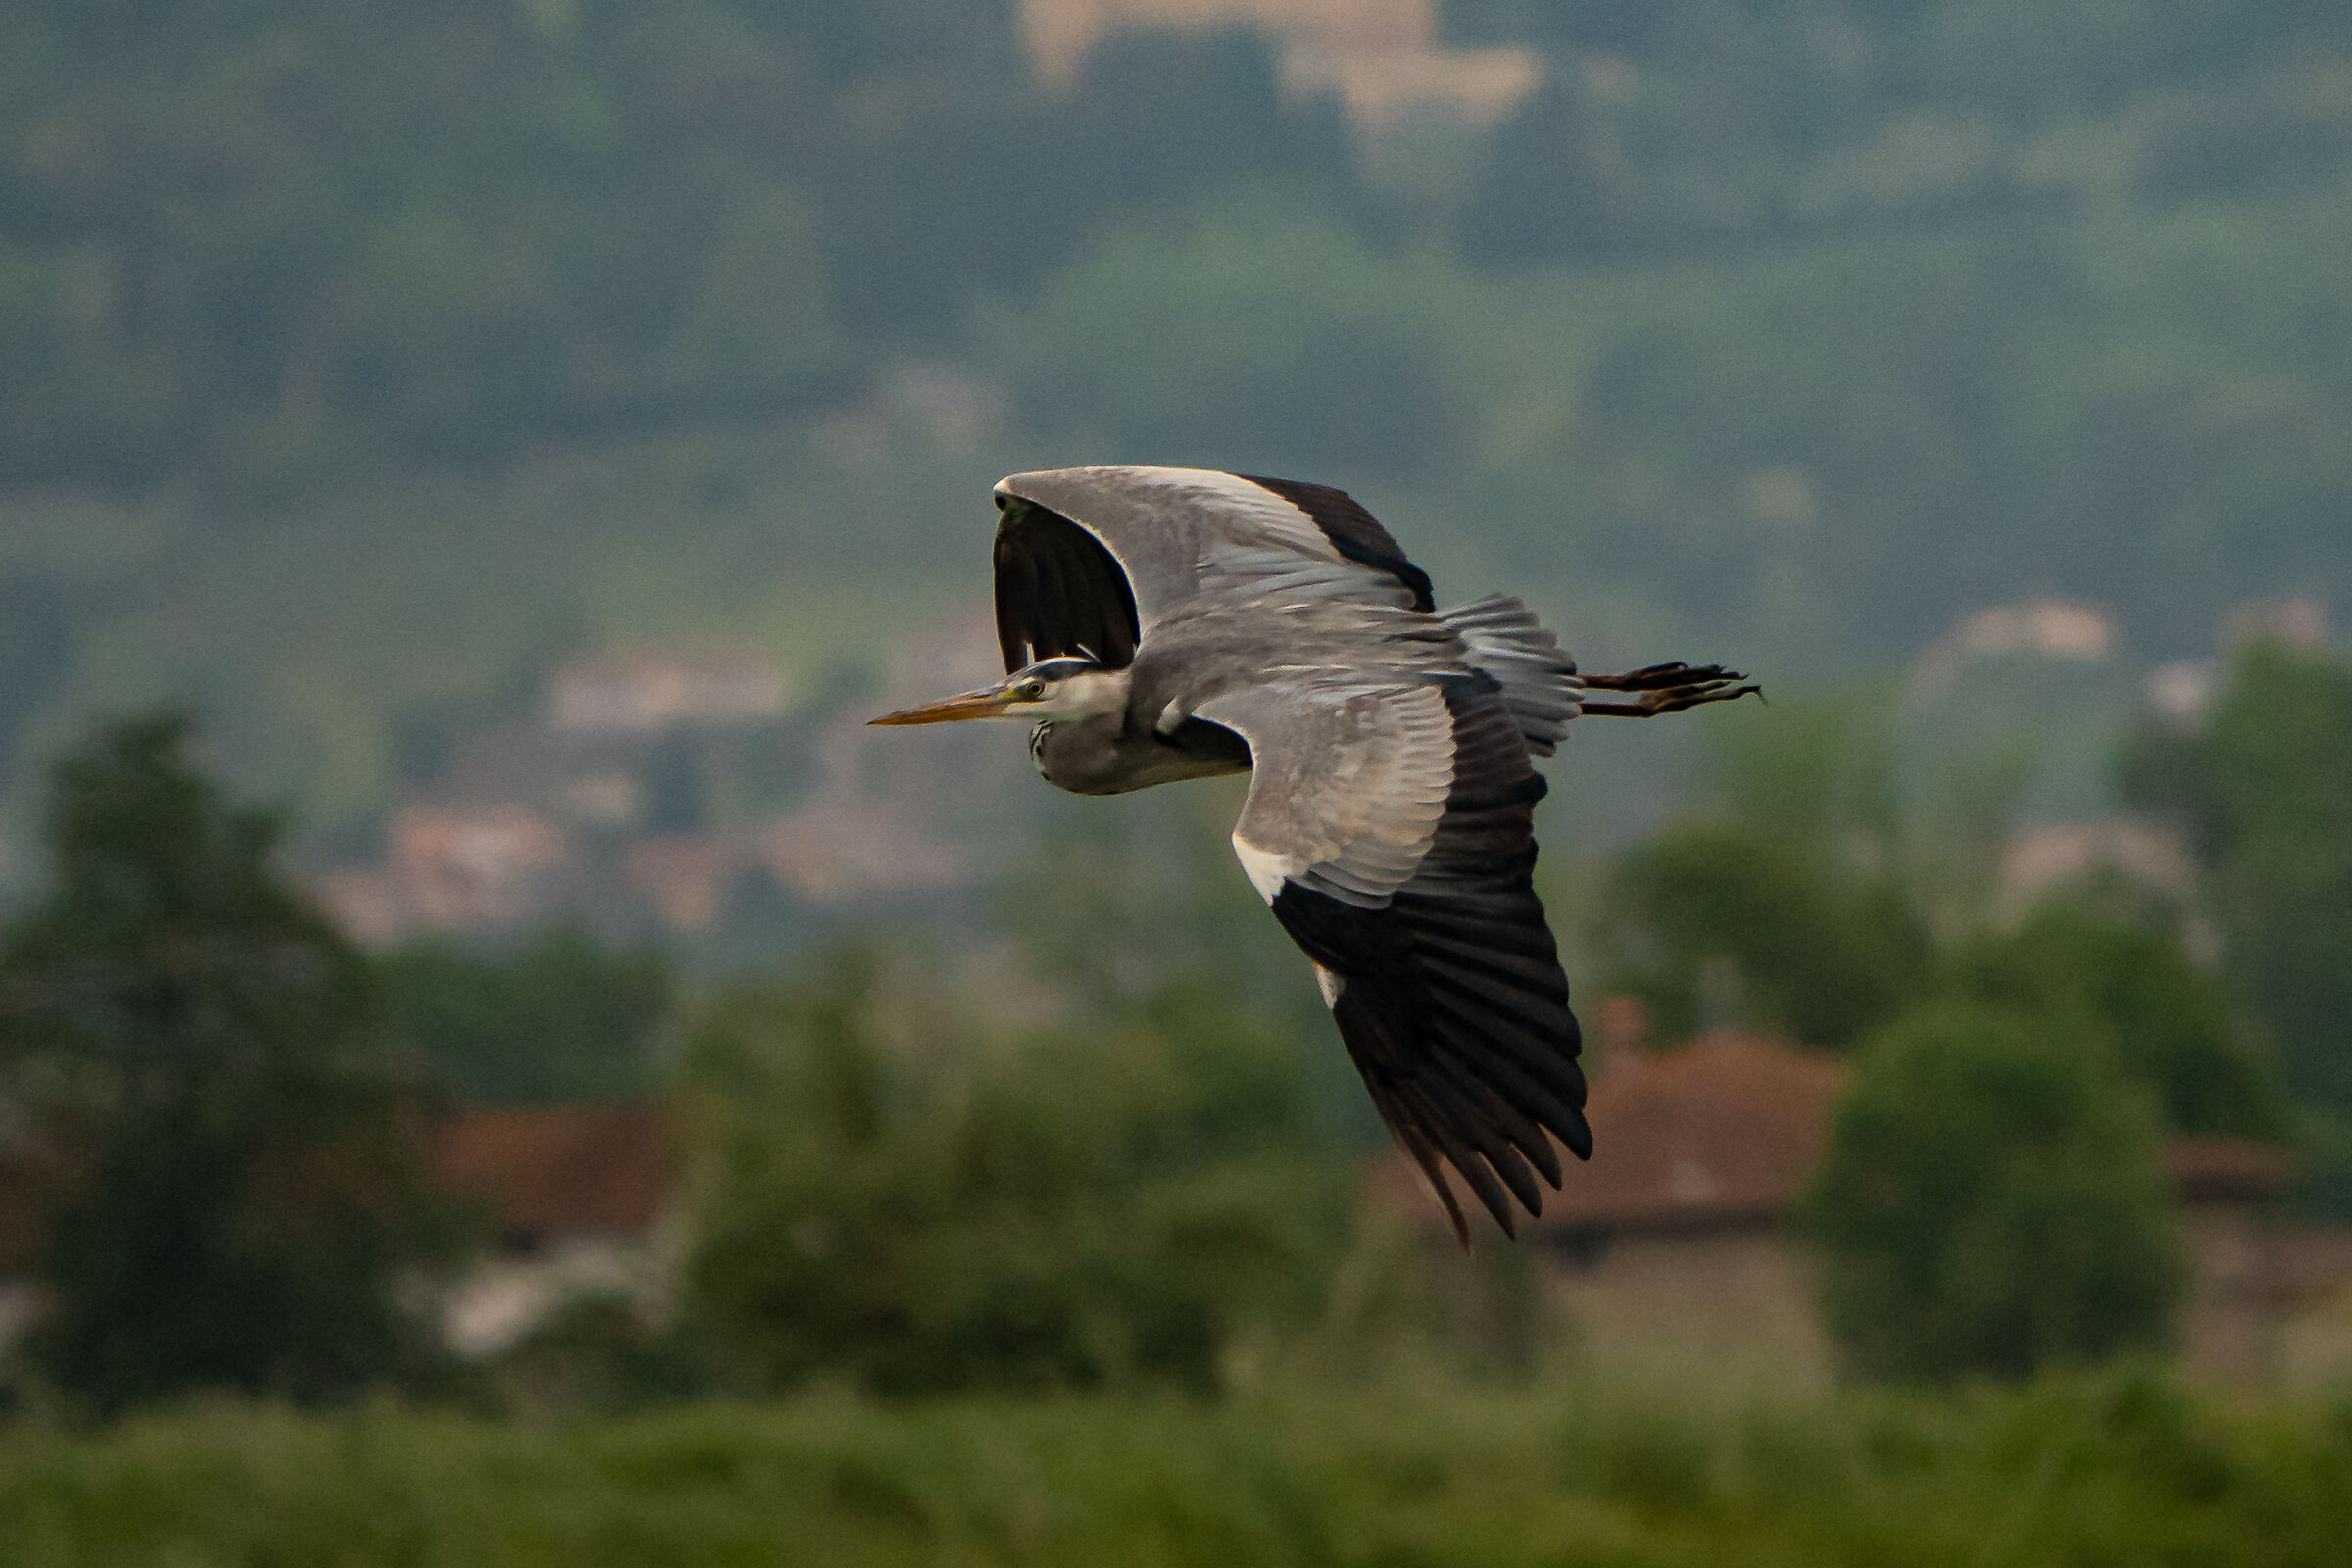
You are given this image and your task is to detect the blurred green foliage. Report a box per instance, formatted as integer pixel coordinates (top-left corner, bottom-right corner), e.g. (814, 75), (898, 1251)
(2122, 639), (2352, 1213)
(2, 1368), (2348, 1565)
(1599, 820), (1932, 1047)
(1598, 679), (2293, 1375)
(2, 0), (2350, 853)
(1950, 903), (2282, 1140)
(992, 203), (1464, 478)
(379, 927), (673, 1104)
(683, 949), (1348, 1396)
(0, 711), (449, 1413)
(0, 0), (1356, 494)
(1807, 1005), (2179, 1382)
(0, 0), (2344, 1427)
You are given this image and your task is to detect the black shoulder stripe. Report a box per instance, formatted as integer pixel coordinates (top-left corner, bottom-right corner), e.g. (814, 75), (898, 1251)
(1240, 474), (1437, 612)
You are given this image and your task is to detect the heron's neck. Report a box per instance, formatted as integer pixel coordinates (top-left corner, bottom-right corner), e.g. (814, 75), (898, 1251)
(1039, 666), (1132, 720)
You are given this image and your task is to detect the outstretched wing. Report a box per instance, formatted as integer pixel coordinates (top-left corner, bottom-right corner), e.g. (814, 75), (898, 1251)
(1439, 594), (1584, 758)
(991, 466), (1431, 672)
(1196, 671), (1592, 1244)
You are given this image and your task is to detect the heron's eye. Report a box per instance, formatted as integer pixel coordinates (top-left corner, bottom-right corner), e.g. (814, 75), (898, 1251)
(1015, 678), (1046, 701)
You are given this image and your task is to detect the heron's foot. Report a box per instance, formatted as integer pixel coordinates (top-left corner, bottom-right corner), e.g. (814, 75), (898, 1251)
(1578, 663), (1761, 717)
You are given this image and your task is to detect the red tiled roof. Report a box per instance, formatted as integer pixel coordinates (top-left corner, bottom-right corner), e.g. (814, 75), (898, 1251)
(429, 1102), (674, 1240)
(1533, 1031), (1845, 1234)
(1371, 1031), (2305, 1240)
(2167, 1136), (2296, 1200)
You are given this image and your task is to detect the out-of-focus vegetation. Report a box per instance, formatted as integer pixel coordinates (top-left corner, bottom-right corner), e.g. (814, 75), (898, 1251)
(0, 713), (450, 1414)
(2124, 640), (2352, 1213)
(379, 928), (674, 1104)
(684, 956), (1348, 1396)
(1599, 819), (1932, 1048)
(8, 637), (2347, 1413)
(1, 0), (2349, 1486)
(3, 0), (2350, 851)
(1596, 663), (2297, 1147)
(3, 1369), (2350, 1566)
(1807, 1005), (2178, 1383)
(1583, 641), (2349, 1373)
(1951, 904), (2283, 1142)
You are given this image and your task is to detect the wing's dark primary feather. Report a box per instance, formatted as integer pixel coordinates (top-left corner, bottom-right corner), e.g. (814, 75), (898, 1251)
(1241, 474), (1437, 612)
(1267, 676), (1590, 1243)
(992, 497), (1142, 672)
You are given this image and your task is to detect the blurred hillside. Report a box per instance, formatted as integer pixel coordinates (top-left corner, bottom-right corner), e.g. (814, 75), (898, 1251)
(2, 0), (2349, 876)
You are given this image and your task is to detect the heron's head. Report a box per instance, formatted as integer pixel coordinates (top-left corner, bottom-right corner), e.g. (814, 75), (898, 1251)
(869, 656), (1129, 726)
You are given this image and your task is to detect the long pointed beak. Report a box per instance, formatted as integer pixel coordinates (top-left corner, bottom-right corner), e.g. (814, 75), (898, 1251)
(868, 685), (1014, 726)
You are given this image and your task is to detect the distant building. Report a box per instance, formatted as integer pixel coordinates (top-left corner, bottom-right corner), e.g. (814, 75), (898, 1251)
(318, 803), (573, 942)
(1374, 1027), (2349, 1389)
(1996, 819), (2196, 919)
(1915, 598), (2115, 692)
(2146, 660), (2218, 726)
(1533, 1032), (1845, 1391)
(0, 1102), (684, 1365)
(2226, 596), (2328, 652)
(430, 1102), (681, 1358)
(756, 798), (968, 901)
(549, 647), (788, 734)
(624, 835), (737, 933)
(2167, 1136), (2300, 1383)
(1021, 0), (1543, 127)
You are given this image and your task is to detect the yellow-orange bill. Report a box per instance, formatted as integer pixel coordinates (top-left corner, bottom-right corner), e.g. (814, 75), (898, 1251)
(867, 687), (1012, 726)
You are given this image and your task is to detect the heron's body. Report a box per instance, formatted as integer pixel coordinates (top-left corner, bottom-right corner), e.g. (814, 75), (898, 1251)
(876, 466), (1755, 1241)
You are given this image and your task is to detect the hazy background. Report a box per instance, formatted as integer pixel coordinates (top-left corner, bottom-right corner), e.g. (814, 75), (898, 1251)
(3, 0), (2347, 870)
(2, 2), (2351, 1556)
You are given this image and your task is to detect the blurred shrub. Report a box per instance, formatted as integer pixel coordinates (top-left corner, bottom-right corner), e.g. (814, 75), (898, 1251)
(379, 927), (674, 1104)
(474, 1294), (715, 1419)
(682, 950), (1348, 1396)
(1598, 821), (1933, 1049)
(990, 203), (1467, 478)
(0, 711), (453, 1413)
(1807, 1004), (2179, 1383)
(2122, 639), (2352, 1214)
(3, 1364), (2349, 1564)
(1951, 901), (2283, 1139)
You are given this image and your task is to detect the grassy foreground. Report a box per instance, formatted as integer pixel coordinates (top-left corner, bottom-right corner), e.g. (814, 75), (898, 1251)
(3, 1371), (2349, 1567)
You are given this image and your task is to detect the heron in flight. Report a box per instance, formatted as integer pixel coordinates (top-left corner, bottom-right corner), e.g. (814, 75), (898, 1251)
(874, 467), (1755, 1242)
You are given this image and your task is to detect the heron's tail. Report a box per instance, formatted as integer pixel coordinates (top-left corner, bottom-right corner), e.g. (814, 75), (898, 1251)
(1439, 594), (1583, 757)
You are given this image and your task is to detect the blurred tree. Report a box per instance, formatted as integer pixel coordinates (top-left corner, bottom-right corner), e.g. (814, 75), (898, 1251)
(1055, 28), (1357, 230)
(1698, 686), (1903, 858)
(1806, 1004), (2179, 1382)
(1595, 687), (1931, 1048)
(1951, 902), (2283, 1140)
(1456, 73), (1648, 265)
(994, 203), (1461, 477)
(683, 949), (1346, 1396)
(0, 711), (447, 1413)
(378, 927), (673, 1104)
(995, 782), (1372, 1146)
(2121, 639), (2352, 1213)
(1597, 820), (1932, 1048)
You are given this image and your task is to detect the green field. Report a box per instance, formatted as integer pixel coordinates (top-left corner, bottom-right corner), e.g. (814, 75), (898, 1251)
(6, 1370), (2348, 1567)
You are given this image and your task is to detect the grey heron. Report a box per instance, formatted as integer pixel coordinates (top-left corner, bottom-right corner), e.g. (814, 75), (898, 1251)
(873, 466), (1756, 1242)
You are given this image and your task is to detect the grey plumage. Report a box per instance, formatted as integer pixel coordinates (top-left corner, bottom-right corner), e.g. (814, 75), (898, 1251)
(1440, 594), (1583, 757)
(876, 465), (1758, 1243)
